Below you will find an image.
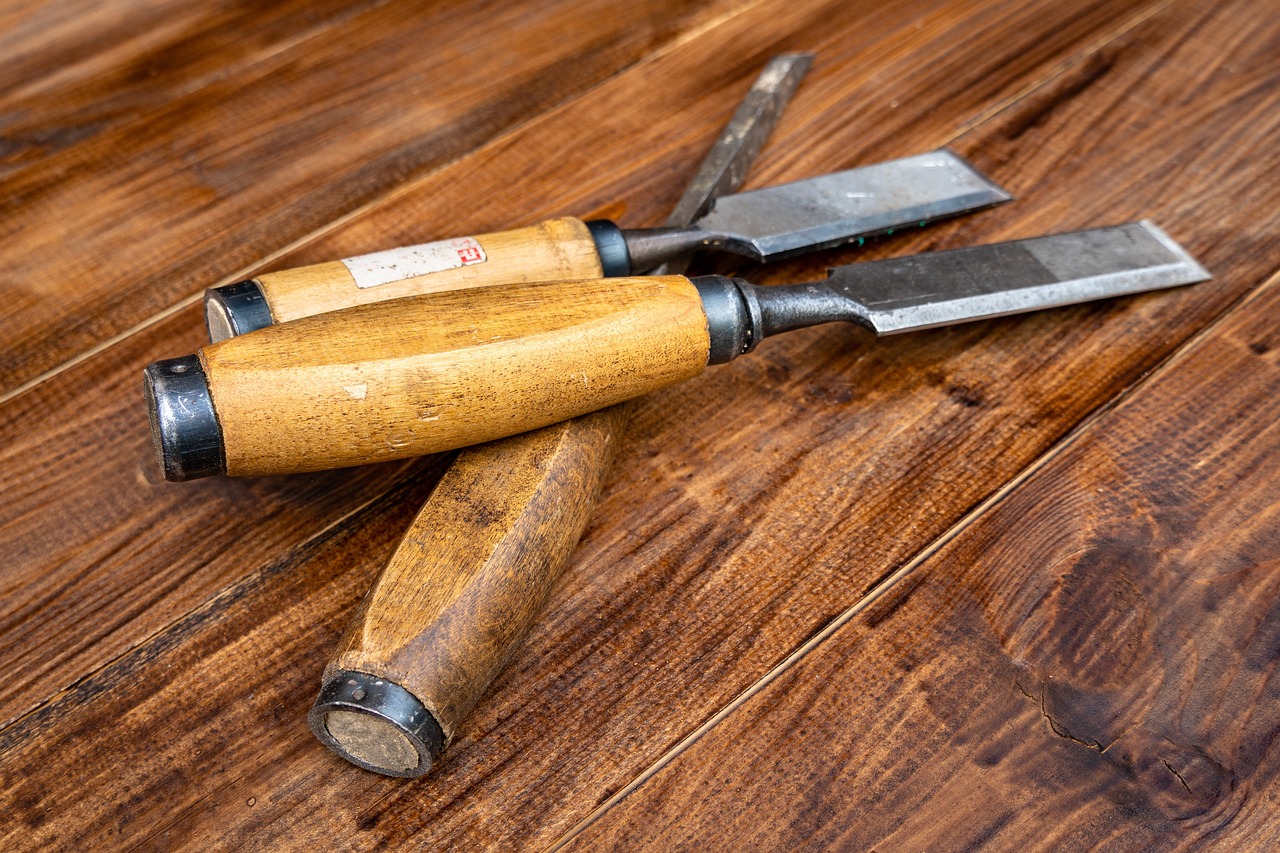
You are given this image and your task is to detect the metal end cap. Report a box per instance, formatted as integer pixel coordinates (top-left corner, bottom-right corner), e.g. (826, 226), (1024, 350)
(204, 280), (272, 342)
(309, 671), (445, 778)
(143, 355), (225, 481)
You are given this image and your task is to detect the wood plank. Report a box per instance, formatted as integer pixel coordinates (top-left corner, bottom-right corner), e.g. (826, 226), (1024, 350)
(0, 0), (746, 397)
(237, 0), (1275, 844)
(0, 465), (444, 849)
(565, 263), (1280, 851)
(0, 0), (389, 181)
(1, 0), (1243, 846)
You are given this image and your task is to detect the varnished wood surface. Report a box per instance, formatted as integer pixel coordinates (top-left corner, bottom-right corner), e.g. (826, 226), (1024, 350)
(0, 0), (740, 396)
(1, 0), (1277, 849)
(204, 275), (707, 474)
(257, 217), (603, 324)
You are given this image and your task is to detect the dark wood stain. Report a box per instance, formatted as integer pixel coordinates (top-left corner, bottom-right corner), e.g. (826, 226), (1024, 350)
(1, 0), (1278, 849)
(577, 156), (1280, 853)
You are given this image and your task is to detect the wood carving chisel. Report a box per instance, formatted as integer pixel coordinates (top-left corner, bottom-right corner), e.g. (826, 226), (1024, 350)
(146, 222), (1210, 480)
(304, 53), (814, 777)
(201, 148), (1009, 340)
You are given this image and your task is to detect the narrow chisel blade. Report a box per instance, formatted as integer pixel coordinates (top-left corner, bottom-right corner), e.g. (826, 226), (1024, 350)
(665, 53), (813, 231)
(828, 221), (1211, 334)
(693, 149), (1011, 261)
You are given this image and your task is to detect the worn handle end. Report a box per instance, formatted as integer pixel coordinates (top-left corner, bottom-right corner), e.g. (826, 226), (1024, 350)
(309, 670), (445, 778)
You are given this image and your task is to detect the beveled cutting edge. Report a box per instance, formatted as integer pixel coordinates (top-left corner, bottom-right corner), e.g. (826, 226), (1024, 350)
(695, 149), (1012, 261)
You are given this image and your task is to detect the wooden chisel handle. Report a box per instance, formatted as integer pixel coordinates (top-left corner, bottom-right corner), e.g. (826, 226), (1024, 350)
(204, 217), (605, 339)
(148, 275), (711, 479)
(309, 405), (627, 776)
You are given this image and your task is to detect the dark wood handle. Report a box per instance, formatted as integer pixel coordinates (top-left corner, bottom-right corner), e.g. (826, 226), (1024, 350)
(200, 275), (709, 476)
(312, 406), (628, 776)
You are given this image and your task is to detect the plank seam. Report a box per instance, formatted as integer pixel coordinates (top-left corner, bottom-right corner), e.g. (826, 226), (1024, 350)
(950, 0), (1181, 137)
(0, 0), (772, 769)
(0, 457), (422, 747)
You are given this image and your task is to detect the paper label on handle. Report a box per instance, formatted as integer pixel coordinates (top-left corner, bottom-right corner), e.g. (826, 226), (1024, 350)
(342, 237), (488, 289)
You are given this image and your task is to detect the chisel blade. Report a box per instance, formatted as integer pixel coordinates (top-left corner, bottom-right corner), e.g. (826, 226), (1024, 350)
(827, 221), (1210, 335)
(693, 149), (1011, 262)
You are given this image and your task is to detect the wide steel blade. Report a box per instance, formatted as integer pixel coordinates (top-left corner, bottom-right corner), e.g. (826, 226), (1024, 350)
(828, 221), (1210, 335)
(654, 52), (812, 275)
(692, 149), (1011, 262)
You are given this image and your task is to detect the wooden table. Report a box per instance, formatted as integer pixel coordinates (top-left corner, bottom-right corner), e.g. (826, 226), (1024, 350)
(2, 0), (1277, 848)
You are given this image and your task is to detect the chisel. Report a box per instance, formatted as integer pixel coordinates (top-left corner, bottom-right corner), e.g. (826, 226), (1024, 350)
(202, 149), (1009, 340)
(301, 53), (814, 777)
(146, 221), (1210, 481)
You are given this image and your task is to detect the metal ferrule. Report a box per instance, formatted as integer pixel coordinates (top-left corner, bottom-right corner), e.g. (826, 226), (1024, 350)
(691, 275), (761, 364)
(204, 280), (273, 341)
(584, 219), (632, 277)
(309, 671), (445, 778)
(143, 355), (226, 481)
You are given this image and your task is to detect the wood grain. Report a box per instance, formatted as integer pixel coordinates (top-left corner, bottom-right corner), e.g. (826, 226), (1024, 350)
(0, 303), (430, 730)
(567, 263), (1280, 853)
(207, 0), (1274, 845)
(0, 461), (445, 850)
(258, 217), (603, 324)
(0, 0), (387, 180)
(201, 275), (708, 475)
(0, 0), (744, 397)
(8, 0), (1267, 847)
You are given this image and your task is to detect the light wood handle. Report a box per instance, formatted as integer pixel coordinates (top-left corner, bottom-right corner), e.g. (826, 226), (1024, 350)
(313, 405), (628, 775)
(257, 217), (603, 324)
(201, 275), (709, 476)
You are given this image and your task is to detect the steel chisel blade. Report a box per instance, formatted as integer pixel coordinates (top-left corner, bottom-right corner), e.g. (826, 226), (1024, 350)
(828, 221), (1211, 334)
(693, 149), (1012, 261)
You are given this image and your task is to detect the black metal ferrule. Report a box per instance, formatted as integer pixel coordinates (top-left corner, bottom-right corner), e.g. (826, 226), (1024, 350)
(310, 671), (446, 779)
(204, 280), (273, 342)
(691, 275), (761, 365)
(585, 219), (632, 276)
(143, 355), (225, 481)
